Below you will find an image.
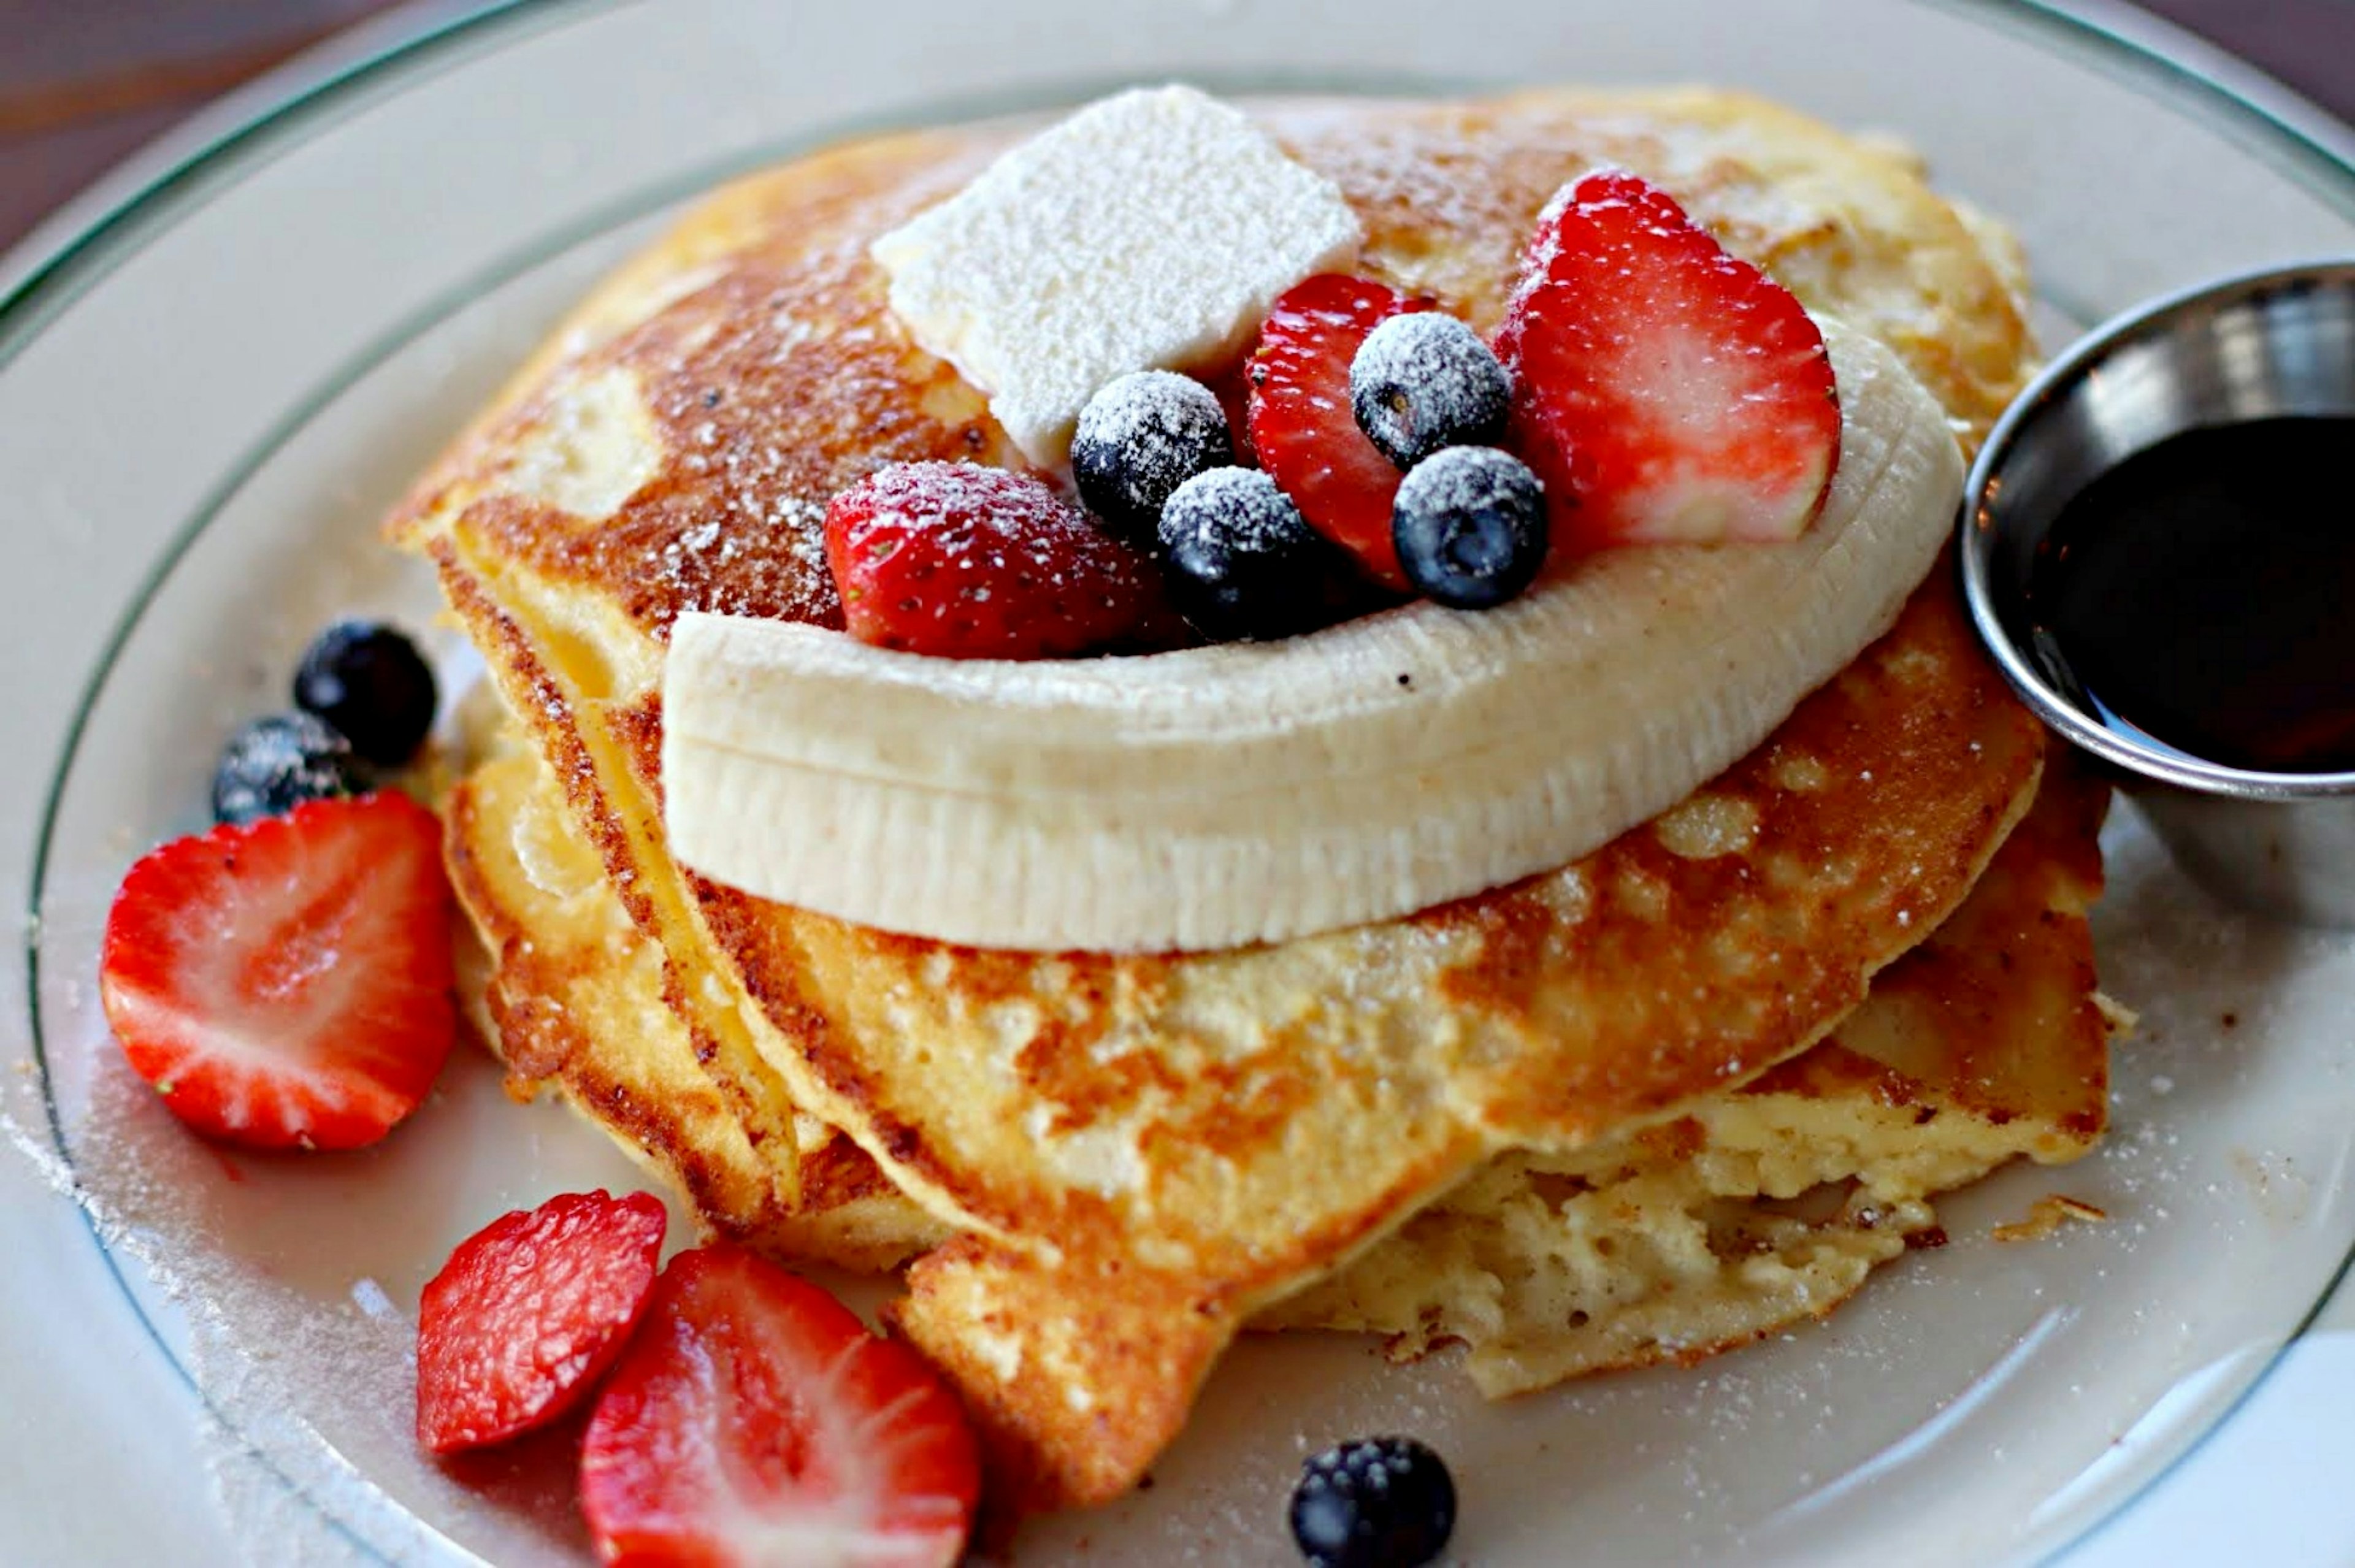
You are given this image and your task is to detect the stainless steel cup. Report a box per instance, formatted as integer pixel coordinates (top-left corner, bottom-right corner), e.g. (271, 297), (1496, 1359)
(1958, 261), (2355, 927)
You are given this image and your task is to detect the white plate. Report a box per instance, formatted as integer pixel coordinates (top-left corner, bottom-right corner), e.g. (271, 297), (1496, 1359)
(6, 1), (2355, 1562)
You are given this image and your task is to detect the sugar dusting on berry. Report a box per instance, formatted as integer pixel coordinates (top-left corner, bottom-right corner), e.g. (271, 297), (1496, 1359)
(1349, 312), (1511, 464)
(1161, 467), (1306, 556)
(1393, 444), (1538, 522)
(1075, 373), (1230, 494)
(1071, 372), (1233, 547)
(212, 713), (360, 826)
(828, 460), (1165, 658)
(847, 461), (1082, 554)
(853, 468), (1081, 583)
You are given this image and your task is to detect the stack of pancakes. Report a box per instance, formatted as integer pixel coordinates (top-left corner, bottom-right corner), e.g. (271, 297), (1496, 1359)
(394, 88), (2114, 1512)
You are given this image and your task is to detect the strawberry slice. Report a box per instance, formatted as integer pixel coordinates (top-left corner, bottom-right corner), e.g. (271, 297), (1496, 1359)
(98, 792), (456, 1152)
(416, 1190), (668, 1455)
(1246, 273), (1434, 589)
(824, 461), (1170, 660)
(1496, 170), (1840, 555)
(581, 1246), (981, 1568)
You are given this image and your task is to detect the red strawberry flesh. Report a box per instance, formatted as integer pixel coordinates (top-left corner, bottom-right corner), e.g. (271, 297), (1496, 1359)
(1498, 170), (1840, 556)
(1246, 273), (1434, 589)
(581, 1245), (980, 1568)
(98, 792), (456, 1152)
(416, 1189), (668, 1455)
(823, 461), (1168, 660)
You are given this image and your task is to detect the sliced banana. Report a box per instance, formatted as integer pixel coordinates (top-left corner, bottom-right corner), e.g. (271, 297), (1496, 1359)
(662, 323), (1962, 953)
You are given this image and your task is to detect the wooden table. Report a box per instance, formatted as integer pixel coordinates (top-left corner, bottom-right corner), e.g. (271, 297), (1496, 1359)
(4, 0), (2353, 255)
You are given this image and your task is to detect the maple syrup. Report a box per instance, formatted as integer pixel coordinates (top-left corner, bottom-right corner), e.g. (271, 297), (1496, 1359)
(2028, 416), (2355, 774)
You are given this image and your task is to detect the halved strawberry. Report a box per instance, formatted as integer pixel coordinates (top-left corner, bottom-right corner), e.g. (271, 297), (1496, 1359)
(580, 1246), (981, 1568)
(1496, 170), (1840, 555)
(416, 1190), (668, 1456)
(1246, 273), (1434, 589)
(98, 792), (456, 1152)
(824, 461), (1169, 660)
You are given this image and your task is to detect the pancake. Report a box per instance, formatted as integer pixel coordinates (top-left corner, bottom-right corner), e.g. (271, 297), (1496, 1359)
(448, 722), (949, 1272)
(1262, 754), (2110, 1391)
(391, 88), (2052, 1508)
(812, 570), (2040, 1507)
(448, 719), (2107, 1396)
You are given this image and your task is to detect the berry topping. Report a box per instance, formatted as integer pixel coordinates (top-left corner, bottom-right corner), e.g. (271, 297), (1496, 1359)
(293, 619), (439, 768)
(580, 1245), (981, 1568)
(1072, 370), (1235, 551)
(1247, 274), (1435, 589)
(416, 1190), (667, 1455)
(824, 461), (1167, 660)
(1497, 170), (1840, 554)
(98, 792), (457, 1152)
(211, 711), (366, 827)
(1349, 312), (1511, 470)
(1289, 1436), (1457, 1568)
(1157, 467), (1359, 642)
(1391, 447), (1550, 610)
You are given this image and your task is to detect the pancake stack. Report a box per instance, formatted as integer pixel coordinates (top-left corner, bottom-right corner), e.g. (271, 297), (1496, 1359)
(394, 88), (2112, 1513)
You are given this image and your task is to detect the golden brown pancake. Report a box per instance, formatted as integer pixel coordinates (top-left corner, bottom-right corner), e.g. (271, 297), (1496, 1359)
(864, 572), (2039, 1506)
(447, 723), (949, 1272)
(1264, 755), (2109, 1391)
(447, 722), (2107, 1397)
(392, 88), (2052, 1508)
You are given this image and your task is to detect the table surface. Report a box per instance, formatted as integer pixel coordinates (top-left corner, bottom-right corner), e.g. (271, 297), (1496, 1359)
(2, 0), (2354, 257)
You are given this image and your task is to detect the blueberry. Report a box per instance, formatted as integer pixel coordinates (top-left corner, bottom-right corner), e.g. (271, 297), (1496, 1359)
(1350, 313), (1512, 470)
(1072, 371), (1235, 551)
(1155, 468), (1357, 642)
(293, 620), (438, 767)
(212, 712), (367, 825)
(1391, 446), (1549, 610)
(1289, 1436), (1457, 1568)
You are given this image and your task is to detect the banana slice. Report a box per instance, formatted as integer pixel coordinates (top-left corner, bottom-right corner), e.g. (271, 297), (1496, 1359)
(662, 323), (1962, 953)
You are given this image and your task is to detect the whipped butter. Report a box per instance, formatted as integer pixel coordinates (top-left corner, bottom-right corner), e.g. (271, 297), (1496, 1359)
(870, 85), (1361, 467)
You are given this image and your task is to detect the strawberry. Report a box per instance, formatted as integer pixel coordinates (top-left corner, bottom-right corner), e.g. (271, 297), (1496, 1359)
(580, 1246), (981, 1568)
(824, 461), (1167, 660)
(98, 792), (456, 1152)
(416, 1190), (668, 1456)
(1246, 273), (1434, 589)
(1496, 170), (1840, 556)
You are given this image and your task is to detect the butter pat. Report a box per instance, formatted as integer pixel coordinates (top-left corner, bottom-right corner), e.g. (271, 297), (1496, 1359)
(870, 85), (1362, 465)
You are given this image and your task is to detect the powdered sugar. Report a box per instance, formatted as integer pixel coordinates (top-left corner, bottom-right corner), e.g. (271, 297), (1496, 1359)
(834, 462), (1114, 602)
(21, 768), (2355, 1566)
(870, 86), (1361, 465)
(211, 711), (359, 825)
(1070, 371), (1233, 548)
(5, 1033), (597, 1566)
(1390, 445), (1548, 608)
(1158, 465), (1306, 556)
(1392, 443), (1541, 523)
(1349, 312), (1511, 467)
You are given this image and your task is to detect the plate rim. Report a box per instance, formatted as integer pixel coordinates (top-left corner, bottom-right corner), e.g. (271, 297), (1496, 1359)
(10, 1), (2355, 1562)
(8, 0), (2355, 362)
